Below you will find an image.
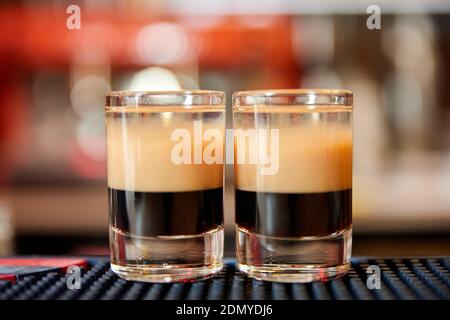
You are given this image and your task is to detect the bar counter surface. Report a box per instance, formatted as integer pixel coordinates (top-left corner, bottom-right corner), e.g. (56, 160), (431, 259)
(0, 257), (449, 300)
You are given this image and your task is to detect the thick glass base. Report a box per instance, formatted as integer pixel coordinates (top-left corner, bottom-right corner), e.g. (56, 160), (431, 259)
(110, 226), (223, 283)
(111, 262), (223, 283)
(236, 226), (352, 283)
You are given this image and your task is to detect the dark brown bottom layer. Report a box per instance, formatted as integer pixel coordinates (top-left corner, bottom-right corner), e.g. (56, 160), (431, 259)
(235, 189), (351, 237)
(109, 187), (223, 236)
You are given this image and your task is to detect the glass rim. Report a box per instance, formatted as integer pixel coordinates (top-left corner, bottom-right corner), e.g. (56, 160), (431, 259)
(233, 88), (353, 108)
(106, 90), (225, 107)
(107, 90), (225, 97)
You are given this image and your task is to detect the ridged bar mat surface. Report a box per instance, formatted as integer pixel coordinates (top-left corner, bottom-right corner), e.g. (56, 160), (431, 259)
(0, 257), (449, 300)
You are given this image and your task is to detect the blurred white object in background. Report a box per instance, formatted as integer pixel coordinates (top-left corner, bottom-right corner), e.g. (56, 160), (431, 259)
(0, 200), (14, 256)
(128, 67), (182, 91)
(136, 23), (191, 65)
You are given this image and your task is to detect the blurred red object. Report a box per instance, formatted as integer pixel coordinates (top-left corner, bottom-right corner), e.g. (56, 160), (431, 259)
(0, 6), (299, 83)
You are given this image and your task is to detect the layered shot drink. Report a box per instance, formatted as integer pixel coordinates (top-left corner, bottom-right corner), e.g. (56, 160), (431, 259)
(106, 91), (225, 282)
(233, 89), (353, 282)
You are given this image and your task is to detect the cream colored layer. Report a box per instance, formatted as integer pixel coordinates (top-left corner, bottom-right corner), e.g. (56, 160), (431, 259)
(235, 125), (352, 193)
(106, 111), (224, 192)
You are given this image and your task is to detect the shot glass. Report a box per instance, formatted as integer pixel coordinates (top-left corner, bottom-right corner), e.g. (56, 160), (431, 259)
(105, 91), (225, 282)
(233, 89), (353, 282)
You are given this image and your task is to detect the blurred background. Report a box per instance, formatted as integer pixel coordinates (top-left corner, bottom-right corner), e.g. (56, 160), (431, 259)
(0, 0), (450, 257)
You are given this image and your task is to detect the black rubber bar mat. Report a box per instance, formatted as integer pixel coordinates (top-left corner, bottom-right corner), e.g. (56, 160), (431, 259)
(0, 257), (449, 300)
